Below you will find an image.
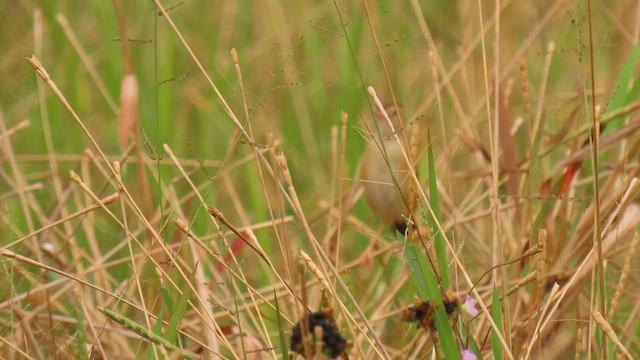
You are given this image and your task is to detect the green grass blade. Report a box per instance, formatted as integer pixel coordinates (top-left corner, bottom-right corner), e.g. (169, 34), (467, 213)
(164, 266), (196, 343)
(491, 287), (504, 360)
(466, 336), (484, 360)
(146, 305), (166, 360)
(403, 237), (460, 359)
(233, 292), (247, 360)
(273, 289), (289, 359)
(76, 308), (88, 360)
(426, 130), (450, 290)
(403, 238), (429, 297)
(425, 267), (460, 359)
(160, 282), (174, 314)
(604, 42), (640, 132)
(457, 318), (483, 360)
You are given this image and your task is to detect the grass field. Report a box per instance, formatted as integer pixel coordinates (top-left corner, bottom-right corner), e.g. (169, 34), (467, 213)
(2, 1), (640, 359)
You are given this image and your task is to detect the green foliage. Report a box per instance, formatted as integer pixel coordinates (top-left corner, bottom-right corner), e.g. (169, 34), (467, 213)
(491, 287), (504, 360)
(75, 308), (88, 360)
(403, 238), (459, 359)
(164, 266), (195, 344)
(604, 42), (640, 132)
(273, 289), (289, 359)
(426, 130), (450, 290)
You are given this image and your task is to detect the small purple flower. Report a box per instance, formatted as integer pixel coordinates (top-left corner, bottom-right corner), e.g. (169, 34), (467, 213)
(461, 348), (478, 360)
(461, 295), (478, 317)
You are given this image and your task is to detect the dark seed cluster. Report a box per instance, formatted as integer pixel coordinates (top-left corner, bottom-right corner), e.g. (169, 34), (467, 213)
(400, 298), (459, 330)
(290, 310), (347, 359)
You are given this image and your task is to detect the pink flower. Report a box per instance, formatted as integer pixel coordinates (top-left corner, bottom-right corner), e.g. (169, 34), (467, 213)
(461, 349), (478, 360)
(461, 295), (478, 317)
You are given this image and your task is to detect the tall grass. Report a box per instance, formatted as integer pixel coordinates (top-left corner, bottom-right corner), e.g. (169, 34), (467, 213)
(1, 0), (640, 359)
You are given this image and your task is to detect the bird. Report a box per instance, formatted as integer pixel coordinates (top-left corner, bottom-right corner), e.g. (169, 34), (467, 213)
(359, 103), (417, 235)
